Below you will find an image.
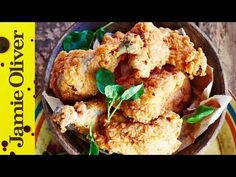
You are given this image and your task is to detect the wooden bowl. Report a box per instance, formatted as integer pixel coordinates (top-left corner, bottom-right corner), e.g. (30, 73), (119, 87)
(42, 22), (226, 155)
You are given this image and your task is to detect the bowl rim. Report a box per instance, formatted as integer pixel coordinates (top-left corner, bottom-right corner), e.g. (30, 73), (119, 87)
(184, 22), (227, 154)
(42, 22), (227, 155)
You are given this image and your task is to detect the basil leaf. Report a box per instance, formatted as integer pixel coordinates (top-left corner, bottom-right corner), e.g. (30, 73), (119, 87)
(96, 68), (115, 94)
(63, 30), (94, 52)
(184, 105), (215, 124)
(105, 85), (124, 100)
(121, 83), (144, 101)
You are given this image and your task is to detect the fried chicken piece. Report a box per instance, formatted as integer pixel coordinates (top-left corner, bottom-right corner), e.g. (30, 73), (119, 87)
(117, 69), (191, 123)
(50, 50), (96, 102)
(102, 31), (125, 44)
(119, 23), (207, 79)
(165, 74), (192, 114)
(160, 27), (207, 79)
(53, 99), (106, 134)
(54, 101), (183, 154)
(94, 111), (183, 154)
(162, 65), (192, 114)
(121, 22), (170, 78)
(50, 32), (125, 102)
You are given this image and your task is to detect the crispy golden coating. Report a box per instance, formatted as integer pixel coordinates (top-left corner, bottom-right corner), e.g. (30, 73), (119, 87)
(50, 22), (210, 155)
(103, 31), (125, 44)
(50, 50), (96, 102)
(122, 22), (170, 78)
(50, 23), (206, 102)
(53, 99), (106, 134)
(117, 69), (191, 123)
(53, 105), (78, 133)
(165, 74), (192, 114)
(160, 27), (207, 79)
(54, 101), (183, 154)
(94, 111), (183, 154)
(50, 33), (125, 102)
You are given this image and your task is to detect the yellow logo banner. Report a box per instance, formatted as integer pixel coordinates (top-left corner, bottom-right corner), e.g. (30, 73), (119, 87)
(0, 23), (35, 155)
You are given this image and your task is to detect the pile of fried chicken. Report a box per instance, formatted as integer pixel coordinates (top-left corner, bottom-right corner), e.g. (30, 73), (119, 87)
(50, 22), (207, 154)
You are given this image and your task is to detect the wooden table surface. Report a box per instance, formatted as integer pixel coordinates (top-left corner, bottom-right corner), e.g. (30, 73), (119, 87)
(36, 22), (236, 97)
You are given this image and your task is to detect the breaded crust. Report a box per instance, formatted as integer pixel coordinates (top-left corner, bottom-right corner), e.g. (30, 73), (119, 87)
(94, 111), (183, 155)
(124, 22), (170, 78)
(118, 69), (191, 123)
(160, 27), (207, 79)
(50, 32), (125, 102)
(53, 99), (106, 134)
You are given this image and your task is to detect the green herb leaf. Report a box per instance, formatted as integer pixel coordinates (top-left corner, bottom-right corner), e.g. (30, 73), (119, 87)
(89, 22), (113, 48)
(63, 30), (94, 52)
(89, 141), (99, 155)
(105, 84), (124, 100)
(107, 100), (123, 122)
(95, 67), (145, 122)
(105, 97), (112, 105)
(105, 85), (124, 122)
(106, 83), (144, 121)
(95, 22), (113, 41)
(95, 28), (107, 42)
(121, 83), (144, 101)
(130, 84), (144, 100)
(105, 84), (124, 120)
(96, 68), (115, 94)
(184, 105), (215, 124)
(62, 22), (114, 52)
(88, 119), (99, 155)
